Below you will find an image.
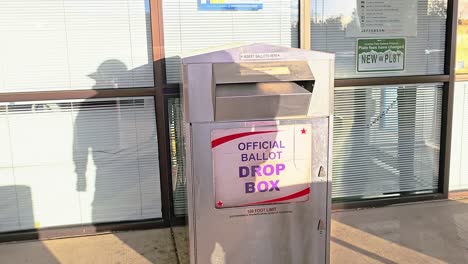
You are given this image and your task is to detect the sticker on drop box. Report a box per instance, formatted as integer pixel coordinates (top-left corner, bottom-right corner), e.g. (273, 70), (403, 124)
(356, 38), (405, 72)
(211, 124), (312, 208)
(240, 53), (285, 61)
(240, 66), (290, 76)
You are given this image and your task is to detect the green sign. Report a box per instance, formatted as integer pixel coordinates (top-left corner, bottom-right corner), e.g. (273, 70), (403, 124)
(356, 38), (405, 72)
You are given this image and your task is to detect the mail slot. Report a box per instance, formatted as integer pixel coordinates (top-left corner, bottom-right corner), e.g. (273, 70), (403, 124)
(182, 43), (334, 264)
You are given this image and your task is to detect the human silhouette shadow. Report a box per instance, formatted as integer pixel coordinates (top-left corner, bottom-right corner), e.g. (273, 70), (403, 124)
(74, 60), (126, 227)
(73, 60), (160, 230)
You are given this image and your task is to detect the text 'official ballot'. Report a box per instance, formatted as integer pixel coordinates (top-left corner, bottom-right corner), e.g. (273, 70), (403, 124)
(212, 124), (312, 208)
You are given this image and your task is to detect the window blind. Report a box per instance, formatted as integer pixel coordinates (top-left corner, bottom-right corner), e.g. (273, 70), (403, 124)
(333, 84), (442, 200)
(310, 0), (447, 78)
(167, 86), (443, 208)
(0, 97), (161, 232)
(162, 0), (299, 83)
(449, 82), (468, 191)
(0, 0), (153, 92)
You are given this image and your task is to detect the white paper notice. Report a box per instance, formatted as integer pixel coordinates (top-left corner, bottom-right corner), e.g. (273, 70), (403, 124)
(346, 0), (418, 37)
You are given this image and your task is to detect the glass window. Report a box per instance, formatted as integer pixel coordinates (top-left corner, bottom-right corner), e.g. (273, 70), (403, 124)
(168, 97), (187, 216)
(333, 84), (443, 201)
(0, 97), (161, 231)
(0, 0), (153, 92)
(163, 0), (300, 83)
(311, 0), (447, 78)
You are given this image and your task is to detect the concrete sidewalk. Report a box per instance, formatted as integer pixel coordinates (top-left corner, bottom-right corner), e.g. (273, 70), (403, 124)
(2, 198), (468, 264)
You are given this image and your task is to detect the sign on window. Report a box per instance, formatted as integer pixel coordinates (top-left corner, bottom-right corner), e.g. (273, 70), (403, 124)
(198, 0), (263, 11)
(356, 38), (406, 73)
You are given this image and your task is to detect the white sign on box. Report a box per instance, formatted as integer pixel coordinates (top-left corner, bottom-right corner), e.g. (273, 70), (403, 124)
(212, 124), (312, 208)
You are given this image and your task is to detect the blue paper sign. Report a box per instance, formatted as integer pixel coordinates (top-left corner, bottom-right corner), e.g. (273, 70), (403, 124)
(198, 0), (263, 11)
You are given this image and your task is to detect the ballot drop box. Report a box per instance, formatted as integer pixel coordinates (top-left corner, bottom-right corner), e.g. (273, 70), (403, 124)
(182, 44), (334, 264)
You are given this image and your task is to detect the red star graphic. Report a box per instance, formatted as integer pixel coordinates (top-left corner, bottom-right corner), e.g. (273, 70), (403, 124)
(217, 200), (223, 207)
(301, 128), (307, 134)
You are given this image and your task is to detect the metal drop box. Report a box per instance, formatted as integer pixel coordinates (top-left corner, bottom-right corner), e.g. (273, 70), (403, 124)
(182, 44), (334, 264)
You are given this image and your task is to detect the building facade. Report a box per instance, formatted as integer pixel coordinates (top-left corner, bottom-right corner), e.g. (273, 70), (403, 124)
(0, 0), (464, 239)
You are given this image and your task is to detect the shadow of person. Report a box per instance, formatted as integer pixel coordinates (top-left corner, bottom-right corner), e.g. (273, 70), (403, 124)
(73, 60), (137, 229)
(0, 185), (35, 235)
(86, 59), (129, 89)
(72, 59), (172, 262)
